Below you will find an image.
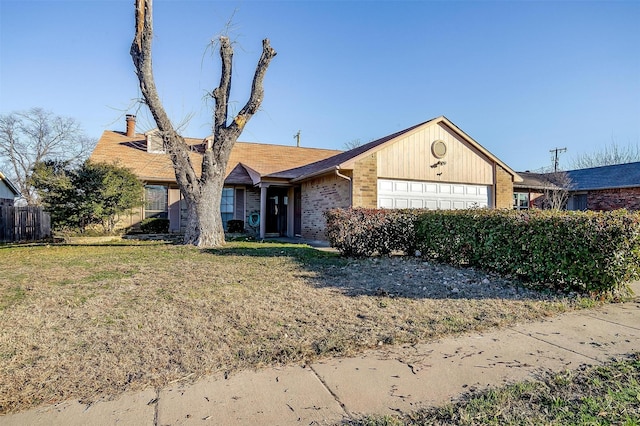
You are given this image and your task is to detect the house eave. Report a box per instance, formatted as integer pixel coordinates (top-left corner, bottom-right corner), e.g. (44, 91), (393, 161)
(290, 166), (336, 183)
(570, 184), (640, 192)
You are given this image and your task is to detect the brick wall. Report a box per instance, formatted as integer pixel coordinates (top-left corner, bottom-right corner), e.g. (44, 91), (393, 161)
(587, 187), (640, 211)
(495, 165), (514, 209)
(352, 153), (378, 208)
(301, 174), (351, 240)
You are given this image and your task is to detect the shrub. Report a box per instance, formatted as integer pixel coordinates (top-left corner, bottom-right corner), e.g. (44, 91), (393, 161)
(324, 208), (422, 257)
(415, 209), (640, 293)
(140, 218), (170, 233)
(31, 160), (144, 233)
(227, 220), (245, 233)
(326, 207), (640, 294)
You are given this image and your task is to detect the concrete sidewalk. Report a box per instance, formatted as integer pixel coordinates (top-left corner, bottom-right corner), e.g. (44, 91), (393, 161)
(3, 283), (639, 426)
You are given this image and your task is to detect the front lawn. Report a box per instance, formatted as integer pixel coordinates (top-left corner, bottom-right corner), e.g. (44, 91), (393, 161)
(1, 241), (581, 414)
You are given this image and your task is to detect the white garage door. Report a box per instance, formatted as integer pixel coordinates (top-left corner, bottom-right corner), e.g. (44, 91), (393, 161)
(378, 179), (490, 210)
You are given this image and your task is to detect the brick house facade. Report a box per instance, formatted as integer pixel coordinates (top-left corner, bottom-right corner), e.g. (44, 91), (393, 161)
(585, 187), (640, 211)
(90, 115), (521, 241)
(566, 162), (640, 212)
(495, 165), (515, 209)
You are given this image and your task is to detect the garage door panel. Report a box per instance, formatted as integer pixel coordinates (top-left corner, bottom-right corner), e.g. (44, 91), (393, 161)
(410, 183), (423, 193)
(379, 197), (393, 208)
(439, 184), (451, 194)
(378, 179), (490, 210)
(425, 200), (438, 209)
(380, 181), (393, 192)
(395, 198), (409, 208)
(395, 182), (408, 192)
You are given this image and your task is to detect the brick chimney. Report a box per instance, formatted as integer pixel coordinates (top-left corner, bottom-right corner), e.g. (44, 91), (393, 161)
(125, 114), (136, 137)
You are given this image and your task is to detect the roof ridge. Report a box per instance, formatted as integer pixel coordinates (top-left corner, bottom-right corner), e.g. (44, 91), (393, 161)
(566, 161), (640, 173)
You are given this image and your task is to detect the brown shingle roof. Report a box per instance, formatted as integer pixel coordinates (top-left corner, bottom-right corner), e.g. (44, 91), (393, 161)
(267, 121), (429, 180)
(89, 131), (343, 184)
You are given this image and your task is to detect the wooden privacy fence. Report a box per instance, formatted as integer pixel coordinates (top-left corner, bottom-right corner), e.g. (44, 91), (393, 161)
(0, 206), (51, 242)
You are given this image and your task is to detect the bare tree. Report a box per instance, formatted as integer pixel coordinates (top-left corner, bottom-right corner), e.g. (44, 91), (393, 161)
(540, 171), (573, 210)
(570, 141), (640, 169)
(0, 108), (94, 205)
(343, 139), (363, 150)
(130, 0), (276, 247)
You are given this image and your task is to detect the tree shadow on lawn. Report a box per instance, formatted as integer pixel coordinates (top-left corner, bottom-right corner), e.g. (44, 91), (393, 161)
(0, 240), (180, 249)
(204, 242), (560, 302)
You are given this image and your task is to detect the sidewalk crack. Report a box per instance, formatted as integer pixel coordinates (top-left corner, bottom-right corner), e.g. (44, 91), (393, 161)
(579, 312), (640, 331)
(308, 365), (353, 420)
(509, 328), (603, 363)
(152, 388), (160, 426)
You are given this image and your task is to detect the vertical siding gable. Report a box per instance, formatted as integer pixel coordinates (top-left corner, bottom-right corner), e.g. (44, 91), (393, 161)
(0, 181), (15, 200)
(376, 121), (494, 185)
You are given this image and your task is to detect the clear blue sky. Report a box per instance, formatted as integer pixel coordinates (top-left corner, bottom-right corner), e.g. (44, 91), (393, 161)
(1, 0), (639, 171)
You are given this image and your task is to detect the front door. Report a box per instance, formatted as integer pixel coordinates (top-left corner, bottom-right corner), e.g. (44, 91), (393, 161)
(266, 187), (288, 236)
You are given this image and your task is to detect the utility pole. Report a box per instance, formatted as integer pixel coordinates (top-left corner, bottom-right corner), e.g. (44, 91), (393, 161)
(550, 147), (567, 172)
(293, 130), (301, 147)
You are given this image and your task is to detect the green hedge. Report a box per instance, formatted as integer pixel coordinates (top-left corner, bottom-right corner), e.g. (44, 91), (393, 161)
(324, 208), (421, 257)
(324, 208), (640, 293)
(227, 220), (245, 233)
(140, 218), (170, 233)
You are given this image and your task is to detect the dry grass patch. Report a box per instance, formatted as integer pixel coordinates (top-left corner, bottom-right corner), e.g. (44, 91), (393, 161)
(1, 241), (588, 414)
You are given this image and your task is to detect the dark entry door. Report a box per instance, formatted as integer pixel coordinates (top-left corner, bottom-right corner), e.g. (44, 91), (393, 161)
(266, 188), (288, 236)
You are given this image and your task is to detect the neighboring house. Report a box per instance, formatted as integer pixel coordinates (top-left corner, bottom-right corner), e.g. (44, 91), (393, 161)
(565, 162), (640, 211)
(514, 162), (640, 212)
(90, 115), (521, 240)
(512, 172), (550, 210)
(0, 171), (21, 207)
(512, 171), (568, 210)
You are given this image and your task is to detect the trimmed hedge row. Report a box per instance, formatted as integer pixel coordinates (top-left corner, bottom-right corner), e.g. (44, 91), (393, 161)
(324, 208), (640, 293)
(324, 208), (421, 257)
(140, 217), (170, 233)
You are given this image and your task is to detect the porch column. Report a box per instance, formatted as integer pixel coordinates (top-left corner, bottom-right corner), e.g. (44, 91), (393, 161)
(259, 184), (267, 239)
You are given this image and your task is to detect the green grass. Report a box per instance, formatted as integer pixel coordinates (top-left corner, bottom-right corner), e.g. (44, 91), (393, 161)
(0, 285), (26, 311)
(347, 353), (640, 425)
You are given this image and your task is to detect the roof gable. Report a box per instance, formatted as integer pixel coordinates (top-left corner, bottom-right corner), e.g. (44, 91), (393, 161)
(0, 171), (21, 197)
(272, 116), (521, 183)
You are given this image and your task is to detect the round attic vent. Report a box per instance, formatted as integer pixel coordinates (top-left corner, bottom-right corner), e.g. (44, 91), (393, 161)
(431, 140), (447, 158)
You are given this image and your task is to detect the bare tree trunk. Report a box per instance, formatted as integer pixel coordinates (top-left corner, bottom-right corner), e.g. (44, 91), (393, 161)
(130, 0), (276, 247)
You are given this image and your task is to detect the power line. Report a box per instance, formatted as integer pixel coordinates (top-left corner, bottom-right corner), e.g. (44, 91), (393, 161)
(550, 147), (567, 172)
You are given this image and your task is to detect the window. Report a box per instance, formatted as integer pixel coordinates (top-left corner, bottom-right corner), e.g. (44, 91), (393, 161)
(221, 187), (234, 230)
(145, 185), (168, 218)
(513, 193), (529, 210)
(569, 194), (587, 211)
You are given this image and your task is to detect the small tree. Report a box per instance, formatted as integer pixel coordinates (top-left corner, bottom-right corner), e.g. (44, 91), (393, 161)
(343, 139), (363, 150)
(32, 161), (143, 233)
(0, 108), (95, 205)
(540, 171), (573, 210)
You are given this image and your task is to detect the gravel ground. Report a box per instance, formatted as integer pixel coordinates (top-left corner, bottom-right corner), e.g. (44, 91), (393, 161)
(319, 256), (558, 301)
